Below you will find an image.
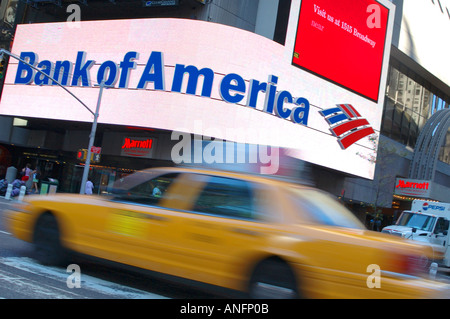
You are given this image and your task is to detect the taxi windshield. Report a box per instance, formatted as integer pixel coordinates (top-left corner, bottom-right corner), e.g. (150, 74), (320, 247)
(396, 212), (436, 232)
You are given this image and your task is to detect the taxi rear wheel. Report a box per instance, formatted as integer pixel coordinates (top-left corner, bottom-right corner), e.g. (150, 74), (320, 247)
(33, 212), (66, 266)
(248, 258), (299, 299)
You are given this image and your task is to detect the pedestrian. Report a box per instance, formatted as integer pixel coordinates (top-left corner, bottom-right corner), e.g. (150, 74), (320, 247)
(32, 168), (41, 194)
(20, 163), (32, 182)
(85, 179), (94, 195)
(152, 184), (162, 197)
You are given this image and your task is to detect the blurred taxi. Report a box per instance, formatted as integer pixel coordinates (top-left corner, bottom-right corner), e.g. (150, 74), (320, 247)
(5, 167), (450, 298)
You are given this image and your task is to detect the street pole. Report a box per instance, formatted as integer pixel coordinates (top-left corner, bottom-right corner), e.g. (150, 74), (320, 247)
(0, 49), (103, 195)
(80, 81), (104, 194)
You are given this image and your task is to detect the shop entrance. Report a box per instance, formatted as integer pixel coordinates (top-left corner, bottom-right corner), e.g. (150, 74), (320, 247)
(18, 154), (64, 193)
(70, 165), (126, 195)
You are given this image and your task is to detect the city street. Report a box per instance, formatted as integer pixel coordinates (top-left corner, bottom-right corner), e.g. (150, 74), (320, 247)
(0, 197), (229, 299)
(1, 195), (450, 300)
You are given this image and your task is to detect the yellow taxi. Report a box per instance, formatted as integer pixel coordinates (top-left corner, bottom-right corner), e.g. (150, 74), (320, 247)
(5, 167), (450, 298)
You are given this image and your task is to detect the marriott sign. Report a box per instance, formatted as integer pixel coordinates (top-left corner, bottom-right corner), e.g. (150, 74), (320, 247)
(394, 178), (432, 198)
(120, 137), (155, 158)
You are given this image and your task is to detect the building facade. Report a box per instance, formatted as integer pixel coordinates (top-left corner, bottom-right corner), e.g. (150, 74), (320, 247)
(342, 0), (450, 226)
(0, 0), (448, 228)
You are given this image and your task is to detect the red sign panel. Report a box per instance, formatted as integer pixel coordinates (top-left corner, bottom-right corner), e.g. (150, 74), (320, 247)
(121, 137), (154, 158)
(292, 0), (389, 102)
(394, 178), (432, 198)
(90, 146), (102, 154)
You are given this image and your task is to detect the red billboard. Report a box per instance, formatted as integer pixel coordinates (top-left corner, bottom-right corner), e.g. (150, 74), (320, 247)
(292, 0), (389, 102)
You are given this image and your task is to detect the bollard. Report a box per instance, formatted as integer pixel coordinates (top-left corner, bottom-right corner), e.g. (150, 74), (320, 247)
(18, 185), (26, 202)
(5, 166), (17, 184)
(4, 184), (13, 200)
(429, 262), (438, 280)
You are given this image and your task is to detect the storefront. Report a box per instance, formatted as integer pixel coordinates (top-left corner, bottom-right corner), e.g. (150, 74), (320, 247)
(392, 177), (445, 211)
(0, 1), (396, 198)
(0, 123), (177, 194)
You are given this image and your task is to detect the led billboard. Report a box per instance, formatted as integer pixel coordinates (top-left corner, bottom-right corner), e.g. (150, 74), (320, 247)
(0, 0), (395, 179)
(292, 0), (389, 102)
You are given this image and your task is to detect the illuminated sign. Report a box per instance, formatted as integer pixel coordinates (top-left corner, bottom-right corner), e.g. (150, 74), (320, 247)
(121, 137), (155, 158)
(320, 104), (374, 149)
(14, 51), (310, 125)
(292, 0), (389, 102)
(0, 10), (395, 179)
(395, 178), (431, 198)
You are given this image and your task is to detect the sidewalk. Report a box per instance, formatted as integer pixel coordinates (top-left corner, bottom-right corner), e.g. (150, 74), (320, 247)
(0, 195), (19, 204)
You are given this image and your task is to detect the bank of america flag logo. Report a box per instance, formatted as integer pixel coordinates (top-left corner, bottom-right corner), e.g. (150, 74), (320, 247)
(320, 104), (375, 150)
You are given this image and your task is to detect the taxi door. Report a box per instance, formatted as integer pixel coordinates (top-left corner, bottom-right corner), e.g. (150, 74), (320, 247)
(167, 174), (281, 289)
(102, 172), (204, 275)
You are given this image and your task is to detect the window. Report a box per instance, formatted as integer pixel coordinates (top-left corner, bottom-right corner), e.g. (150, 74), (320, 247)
(287, 188), (365, 229)
(381, 64), (450, 149)
(113, 173), (179, 206)
(193, 176), (254, 220)
(438, 128), (450, 164)
(381, 98), (394, 135)
(434, 217), (449, 234)
(396, 212), (435, 232)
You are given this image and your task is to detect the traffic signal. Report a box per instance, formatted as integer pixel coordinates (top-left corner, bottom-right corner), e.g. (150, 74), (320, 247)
(77, 149), (87, 161)
(0, 57), (6, 80)
(76, 149), (101, 163)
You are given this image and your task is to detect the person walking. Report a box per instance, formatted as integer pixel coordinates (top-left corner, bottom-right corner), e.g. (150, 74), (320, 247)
(32, 168), (41, 194)
(21, 163), (32, 182)
(85, 179), (94, 195)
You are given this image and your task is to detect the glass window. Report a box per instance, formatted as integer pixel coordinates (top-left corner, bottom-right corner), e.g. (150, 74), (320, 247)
(391, 104), (403, 141)
(192, 176), (254, 220)
(434, 217), (449, 234)
(381, 98), (394, 136)
(113, 172), (179, 206)
(382, 65), (450, 147)
(396, 212), (435, 232)
(386, 66), (400, 101)
(287, 188), (365, 229)
(408, 120), (418, 148)
(401, 108), (412, 145)
(421, 89), (432, 118)
(438, 128), (450, 164)
(418, 115), (426, 132)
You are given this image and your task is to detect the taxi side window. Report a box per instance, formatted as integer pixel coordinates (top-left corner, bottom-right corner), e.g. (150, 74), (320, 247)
(193, 176), (254, 220)
(124, 173), (179, 206)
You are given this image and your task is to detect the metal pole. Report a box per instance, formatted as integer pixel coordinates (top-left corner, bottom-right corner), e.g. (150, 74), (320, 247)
(80, 81), (104, 194)
(0, 49), (103, 195)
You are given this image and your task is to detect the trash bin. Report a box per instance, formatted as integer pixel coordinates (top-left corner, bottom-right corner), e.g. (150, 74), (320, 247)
(40, 178), (59, 195)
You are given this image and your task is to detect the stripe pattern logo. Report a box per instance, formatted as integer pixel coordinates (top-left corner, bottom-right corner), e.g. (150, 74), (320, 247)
(320, 104), (375, 149)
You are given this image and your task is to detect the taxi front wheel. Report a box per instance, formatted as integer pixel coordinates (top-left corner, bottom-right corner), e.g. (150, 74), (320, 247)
(33, 212), (67, 266)
(248, 258), (300, 299)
